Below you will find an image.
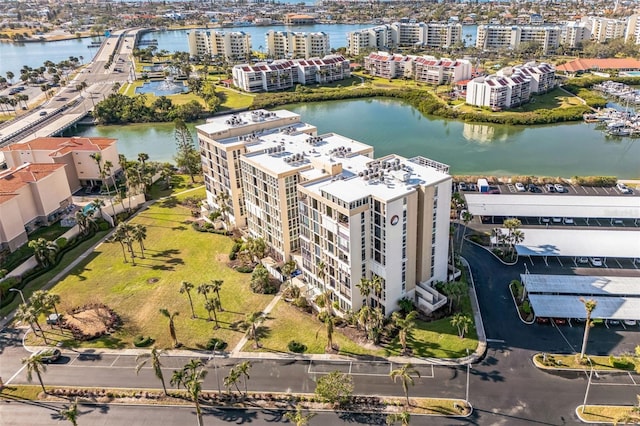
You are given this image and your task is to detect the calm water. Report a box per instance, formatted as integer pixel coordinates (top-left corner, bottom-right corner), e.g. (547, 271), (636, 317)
(75, 98), (640, 178)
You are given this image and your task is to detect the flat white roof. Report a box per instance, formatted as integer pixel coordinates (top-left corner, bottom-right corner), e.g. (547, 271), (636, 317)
(529, 294), (640, 320)
(196, 109), (301, 136)
(513, 228), (640, 258)
(465, 194), (640, 219)
(522, 274), (640, 296)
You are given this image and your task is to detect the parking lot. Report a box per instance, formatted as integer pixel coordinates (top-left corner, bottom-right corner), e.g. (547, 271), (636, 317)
(456, 181), (639, 197)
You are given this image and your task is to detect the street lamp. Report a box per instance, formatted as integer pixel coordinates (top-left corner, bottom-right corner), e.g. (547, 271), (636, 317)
(582, 357), (597, 413)
(9, 288), (27, 305)
(210, 341), (222, 394)
(465, 348), (471, 404)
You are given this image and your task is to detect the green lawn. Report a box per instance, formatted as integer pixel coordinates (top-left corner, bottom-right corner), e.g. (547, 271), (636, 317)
(534, 353), (640, 372)
(1, 222), (68, 271)
(215, 87), (254, 111)
(243, 300), (385, 357)
(577, 405), (639, 424)
(32, 200), (273, 350)
(148, 175), (204, 200)
(508, 88), (583, 112)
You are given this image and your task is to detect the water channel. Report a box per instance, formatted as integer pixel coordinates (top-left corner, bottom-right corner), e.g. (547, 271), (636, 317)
(75, 98), (640, 178)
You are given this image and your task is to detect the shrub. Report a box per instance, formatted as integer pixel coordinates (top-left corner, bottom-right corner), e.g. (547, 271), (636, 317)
(236, 265), (254, 273)
(97, 221), (110, 231)
(609, 356), (635, 370)
(133, 335), (154, 347)
(287, 340), (307, 353)
(315, 371), (354, 407)
(521, 300), (532, 314)
(293, 296), (311, 311)
(55, 237), (67, 249)
(250, 278), (277, 294)
(205, 337), (228, 351)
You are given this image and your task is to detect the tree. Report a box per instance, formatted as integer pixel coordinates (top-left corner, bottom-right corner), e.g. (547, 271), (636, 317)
(173, 119), (201, 183)
(579, 298), (597, 360)
(136, 348), (168, 395)
(235, 360), (252, 396)
(459, 210), (473, 252)
(15, 303), (43, 340)
(503, 218), (524, 260)
(28, 238), (57, 268)
(215, 191), (231, 230)
(392, 311), (418, 355)
(390, 363), (420, 407)
(285, 405), (316, 426)
(58, 398), (79, 426)
(440, 281), (466, 314)
(89, 198), (105, 220)
(204, 298), (220, 328)
(179, 281), (196, 318)
(223, 366), (241, 395)
(41, 291), (62, 328)
(210, 279), (224, 311)
(386, 410), (411, 426)
(315, 371), (354, 407)
(315, 289), (333, 317)
(171, 359), (207, 426)
(316, 314), (335, 352)
(245, 311), (264, 349)
(22, 352), (48, 393)
(450, 313), (473, 339)
(131, 224), (147, 258)
(159, 308), (180, 348)
(197, 282), (211, 303)
(356, 277), (372, 308)
(250, 264), (271, 294)
(281, 260), (296, 290)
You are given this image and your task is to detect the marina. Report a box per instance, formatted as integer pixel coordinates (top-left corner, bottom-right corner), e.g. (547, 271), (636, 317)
(584, 81), (640, 137)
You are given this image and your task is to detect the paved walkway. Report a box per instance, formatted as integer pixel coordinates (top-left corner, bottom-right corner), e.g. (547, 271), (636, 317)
(230, 293), (282, 355)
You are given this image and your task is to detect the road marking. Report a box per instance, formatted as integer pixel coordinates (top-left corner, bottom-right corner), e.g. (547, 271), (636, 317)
(5, 364), (27, 385)
(110, 355), (120, 367)
(552, 322), (577, 352)
(630, 373), (637, 385)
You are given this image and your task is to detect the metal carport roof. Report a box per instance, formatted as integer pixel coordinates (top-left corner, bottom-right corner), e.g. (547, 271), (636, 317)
(512, 228), (640, 258)
(522, 274), (640, 296)
(464, 194), (640, 219)
(528, 294), (640, 320)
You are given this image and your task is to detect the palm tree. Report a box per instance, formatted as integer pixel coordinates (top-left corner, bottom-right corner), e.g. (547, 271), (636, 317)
(235, 360), (252, 396)
(245, 311), (263, 349)
(371, 275), (383, 303)
(579, 298), (597, 359)
(136, 348), (168, 395)
(459, 210), (473, 252)
(285, 405), (316, 426)
(179, 281), (196, 318)
(28, 238), (57, 268)
(15, 303), (42, 340)
(392, 311), (418, 355)
(89, 198), (105, 220)
(316, 260), (327, 288)
(197, 283), (211, 303)
(131, 224), (147, 258)
(22, 352), (48, 393)
(58, 398), (79, 426)
(450, 313), (473, 339)
(223, 366), (241, 395)
(386, 410), (411, 426)
(171, 359), (207, 426)
(159, 308), (180, 348)
(209, 279), (224, 311)
(204, 298), (220, 328)
(281, 261), (296, 290)
(390, 363), (420, 407)
(316, 289), (333, 316)
(42, 292), (62, 328)
(356, 277), (372, 308)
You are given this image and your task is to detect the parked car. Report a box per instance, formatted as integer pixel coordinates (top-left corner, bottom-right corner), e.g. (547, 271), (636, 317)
(607, 319), (621, 327)
(515, 182), (526, 192)
(458, 182), (467, 191)
(554, 183), (566, 193)
(487, 186), (500, 194)
(536, 317), (550, 325)
(545, 184), (556, 193)
(541, 217), (550, 224)
(563, 217), (574, 225)
(39, 111), (48, 116)
(553, 318), (567, 326)
(552, 217), (562, 223)
(617, 182), (633, 194)
(577, 257), (589, 264)
(589, 257), (603, 267)
(38, 348), (61, 363)
(467, 183), (477, 191)
(46, 313), (62, 325)
(623, 320), (637, 327)
(528, 185), (542, 193)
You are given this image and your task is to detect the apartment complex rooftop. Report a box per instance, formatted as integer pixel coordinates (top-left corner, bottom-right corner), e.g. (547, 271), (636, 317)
(242, 131), (373, 176)
(196, 110), (302, 139)
(2, 136), (117, 156)
(303, 155), (451, 204)
(0, 163), (66, 194)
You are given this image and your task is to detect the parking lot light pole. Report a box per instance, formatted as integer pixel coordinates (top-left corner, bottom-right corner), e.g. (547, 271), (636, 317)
(211, 341), (221, 394)
(9, 288), (27, 305)
(465, 349), (471, 404)
(582, 358), (594, 414)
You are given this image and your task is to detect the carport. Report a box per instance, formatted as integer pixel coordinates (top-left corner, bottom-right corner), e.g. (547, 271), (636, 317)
(513, 228), (640, 266)
(464, 194), (640, 225)
(522, 274), (640, 320)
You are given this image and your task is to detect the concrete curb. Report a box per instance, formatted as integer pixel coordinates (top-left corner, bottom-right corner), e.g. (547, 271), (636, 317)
(575, 405), (629, 424)
(509, 283), (535, 325)
(466, 238), (518, 267)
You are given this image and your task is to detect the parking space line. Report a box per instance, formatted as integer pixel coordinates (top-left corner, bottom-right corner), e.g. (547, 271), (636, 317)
(110, 355), (120, 367)
(68, 354), (80, 365)
(556, 257), (564, 267)
(630, 373), (637, 385)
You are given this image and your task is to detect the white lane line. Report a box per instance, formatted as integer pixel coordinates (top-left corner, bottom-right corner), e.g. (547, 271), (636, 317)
(486, 338), (505, 343)
(110, 355), (120, 367)
(5, 364), (27, 385)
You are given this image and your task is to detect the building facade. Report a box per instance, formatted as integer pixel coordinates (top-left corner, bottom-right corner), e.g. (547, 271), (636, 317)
(0, 163), (72, 252)
(265, 30), (330, 59)
(232, 55), (350, 93)
(347, 22), (461, 55)
(364, 52), (472, 85)
(561, 21), (591, 49)
(587, 17), (626, 42)
(196, 109), (452, 316)
(466, 62), (555, 109)
(626, 14), (640, 45)
(187, 30), (252, 61)
(476, 24), (561, 54)
(1, 136), (120, 193)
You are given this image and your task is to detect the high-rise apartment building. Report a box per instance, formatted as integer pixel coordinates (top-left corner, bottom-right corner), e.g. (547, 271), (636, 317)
(586, 17), (626, 42)
(187, 30), (252, 61)
(347, 22), (461, 55)
(561, 21), (591, 49)
(476, 24), (561, 54)
(626, 14), (640, 45)
(196, 110), (452, 316)
(266, 30), (330, 59)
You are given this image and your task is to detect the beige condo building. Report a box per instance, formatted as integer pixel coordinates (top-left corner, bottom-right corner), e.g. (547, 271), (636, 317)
(265, 30), (330, 59)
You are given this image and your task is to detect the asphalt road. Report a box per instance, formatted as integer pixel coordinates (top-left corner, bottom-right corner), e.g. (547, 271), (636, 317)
(1, 243), (639, 425)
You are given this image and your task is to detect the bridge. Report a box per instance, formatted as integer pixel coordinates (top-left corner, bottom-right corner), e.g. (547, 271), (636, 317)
(0, 28), (148, 148)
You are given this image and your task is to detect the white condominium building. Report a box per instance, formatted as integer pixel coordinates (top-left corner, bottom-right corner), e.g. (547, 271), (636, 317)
(232, 55), (350, 93)
(196, 109), (453, 317)
(466, 62), (555, 110)
(364, 52), (472, 84)
(476, 24), (561, 54)
(266, 30), (330, 59)
(197, 110), (317, 229)
(586, 17), (626, 42)
(298, 155), (452, 316)
(561, 21), (591, 49)
(187, 30), (252, 61)
(626, 14), (640, 45)
(347, 22), (461, 55)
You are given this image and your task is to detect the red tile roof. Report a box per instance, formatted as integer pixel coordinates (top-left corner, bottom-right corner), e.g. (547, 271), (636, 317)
(557, 58), (640, 73)
(0, 163), (66, 194)
(3, 137), (117, 158)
